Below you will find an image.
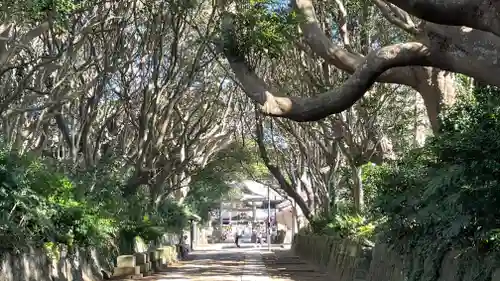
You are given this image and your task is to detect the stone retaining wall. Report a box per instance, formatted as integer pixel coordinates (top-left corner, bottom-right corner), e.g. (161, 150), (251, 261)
(292, 234), (500, 281)
(0, 232), (181, 281)
(0, 247), (102, 281)
(293, 235), (371, 281)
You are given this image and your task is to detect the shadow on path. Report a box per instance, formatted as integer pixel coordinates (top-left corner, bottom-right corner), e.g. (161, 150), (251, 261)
(138, 249), (267, 281)
(262, 250), (329, 281)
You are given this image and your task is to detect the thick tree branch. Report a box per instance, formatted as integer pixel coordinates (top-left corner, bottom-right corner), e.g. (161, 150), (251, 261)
(293, 0), (419, 87)
(385, 0), (500, 37)
(222, 29), (431, 120)
(220, 5), (500, 125)
(254, 112), (313, 221)
(333, 0), (353, 51)
(291, 0), (486, 132)
(372, 0), (419, 35)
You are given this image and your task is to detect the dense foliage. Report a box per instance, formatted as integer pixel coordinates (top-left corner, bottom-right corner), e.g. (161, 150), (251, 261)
(223, 0), (300, 60)
(302, 162), (387, 242)
(301, 84), (500, 280)
(0, 147), (192, 253)
(371, 84), (500, 280)
(0, 133), (265, 254)
(0, 0), (87, 24)
(306, 213), (377, 243)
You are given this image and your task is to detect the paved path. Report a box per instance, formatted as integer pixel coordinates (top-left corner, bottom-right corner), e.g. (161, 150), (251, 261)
(261, 249), (329, 281)
(139, 244), (270, 281)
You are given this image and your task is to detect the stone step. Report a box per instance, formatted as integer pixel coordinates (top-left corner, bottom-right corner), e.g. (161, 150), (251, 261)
(116, 255), (136, 268)
(112, 266), (141, 277)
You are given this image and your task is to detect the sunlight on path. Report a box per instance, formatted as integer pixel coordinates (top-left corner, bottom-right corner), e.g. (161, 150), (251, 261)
(135, 248), (270, 281)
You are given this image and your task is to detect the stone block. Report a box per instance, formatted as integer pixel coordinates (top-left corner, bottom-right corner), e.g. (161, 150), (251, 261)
(139, 262), (151, 273)
(152, 260), (161, 271)
(155, 249), (165, 263)
(152, 260), (166, 272)
(156, 246), (177, 264)
(112, 266), (140, 277)
(134, 252), (148, 264)
(157, 246), (172, 255)
(159, 256), (168, 265)
(149, 250), (159, 261)
(117, 255), (136, 268)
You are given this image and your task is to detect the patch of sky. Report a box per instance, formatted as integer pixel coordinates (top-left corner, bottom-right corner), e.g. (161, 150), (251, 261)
(261, 0), (289, 11)
(260, 0), (346, 44)
(263, 125), (289, 149)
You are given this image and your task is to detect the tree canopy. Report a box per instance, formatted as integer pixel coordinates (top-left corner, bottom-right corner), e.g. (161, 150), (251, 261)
(2, 1), (500, 279)
(218, 0), (495, 132)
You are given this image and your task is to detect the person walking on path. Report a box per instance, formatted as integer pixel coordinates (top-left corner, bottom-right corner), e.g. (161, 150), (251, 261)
(255, 230), (263, 248)
(235, 228), (242, 248)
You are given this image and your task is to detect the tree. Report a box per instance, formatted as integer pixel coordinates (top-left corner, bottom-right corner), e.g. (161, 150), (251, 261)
(217, 0), (498, 131)
(240, 14), (422, 214)
(0, 0), (255, 254)
(0, 0), (240, 206)
(254, 114), (315, 221)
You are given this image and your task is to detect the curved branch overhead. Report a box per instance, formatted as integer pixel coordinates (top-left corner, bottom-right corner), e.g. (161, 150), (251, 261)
(385, 0), (500, 36)
(219, 0), (500, 128)
(223, 37), (432, 121)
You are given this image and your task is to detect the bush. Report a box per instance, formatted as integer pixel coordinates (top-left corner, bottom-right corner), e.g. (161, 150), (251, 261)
(0, 147), (191, 253)
(371, 85), (500, 281)
(307, 213), (378, 242)
(0, 150), (119, 250)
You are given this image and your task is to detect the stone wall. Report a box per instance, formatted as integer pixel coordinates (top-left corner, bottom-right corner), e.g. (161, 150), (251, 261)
(134, 233), (181, 253)
(292, 235), (500, 281)
(292, 235), (371, 281)
(0, 247), (102, 281)
(0, 233), (182, 281)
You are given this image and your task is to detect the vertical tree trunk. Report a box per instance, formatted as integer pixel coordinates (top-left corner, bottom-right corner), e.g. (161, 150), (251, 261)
(174, 174), (192, 204)
(352, 165), (364, 214)
(414, 69), (457, 132)
(327, 177), (337, 216)
(292, 200), (298, 237)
